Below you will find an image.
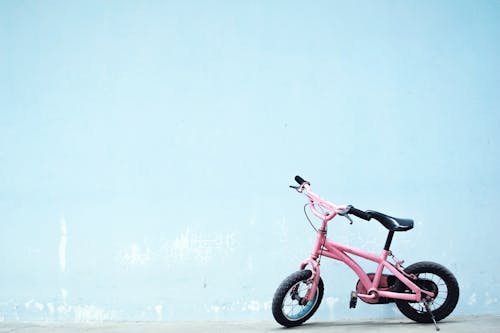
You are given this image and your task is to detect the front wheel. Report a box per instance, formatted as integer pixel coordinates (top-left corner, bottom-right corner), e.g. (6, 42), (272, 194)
(393, 261), (459, 323)
(272, 270), (324, 327)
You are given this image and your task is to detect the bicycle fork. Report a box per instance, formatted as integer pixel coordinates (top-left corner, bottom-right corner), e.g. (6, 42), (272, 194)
(299, 257), (321, 302)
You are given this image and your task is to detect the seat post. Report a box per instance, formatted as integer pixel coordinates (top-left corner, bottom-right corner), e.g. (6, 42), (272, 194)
(383, 231), (395, 251)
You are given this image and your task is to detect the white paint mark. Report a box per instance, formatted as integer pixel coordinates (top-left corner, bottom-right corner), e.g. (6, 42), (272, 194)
(172, 230), (191, 259)
(74, 305), (107, 322)
(25, 299), (35, 309)
(59, 288), (71, 316)
(120, 243), (152, 266)
(57, 303), (72, 316)
(468, 293), (477, 305)
(247, 300), (260, 312)
(116, 229), (239, 268)
(47, 303), (55, 315)
(160, 229), (238, 266)
(25, 300), (44, 311)
(34, 302), (44, 311)
(326, 296), (339, 310)
(61, 288), (68, 302)
(154, 304), (163, 321)
(207, 304), (221, 313)
(484, 292), (498, 306)
(59, 217), (67, 273)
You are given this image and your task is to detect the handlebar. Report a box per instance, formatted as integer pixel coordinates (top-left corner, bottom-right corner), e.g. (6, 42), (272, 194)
(347, 206), (372, 221)
(295, 175), (307, 185)
(293, 175), (341, 222)
(292, 175), (371, 224)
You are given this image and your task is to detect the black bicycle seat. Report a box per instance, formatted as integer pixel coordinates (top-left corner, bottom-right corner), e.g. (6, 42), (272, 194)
(366, 210), (414, 232)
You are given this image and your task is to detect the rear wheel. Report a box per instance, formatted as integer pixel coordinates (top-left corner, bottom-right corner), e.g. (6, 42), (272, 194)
(272, 270), (324, 327)
(393, 261), (459, 323)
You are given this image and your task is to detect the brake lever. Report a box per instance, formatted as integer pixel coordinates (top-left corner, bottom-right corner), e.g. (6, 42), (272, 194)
(289, 185), (302, 193)
(336, 205), (354, 225)
(345, 214), (354, 225)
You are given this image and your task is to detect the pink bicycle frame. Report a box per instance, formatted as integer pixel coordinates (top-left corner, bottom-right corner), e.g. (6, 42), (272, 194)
(296, 183), (434, 303)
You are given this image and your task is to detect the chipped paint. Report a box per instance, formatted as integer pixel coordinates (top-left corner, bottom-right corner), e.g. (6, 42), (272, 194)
(119, 243), (152, 266)
(73, 305), (108, 322)
(154, 304), (163, 321)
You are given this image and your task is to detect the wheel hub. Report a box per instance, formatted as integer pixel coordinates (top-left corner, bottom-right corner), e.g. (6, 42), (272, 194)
(417, 278), (439, 297)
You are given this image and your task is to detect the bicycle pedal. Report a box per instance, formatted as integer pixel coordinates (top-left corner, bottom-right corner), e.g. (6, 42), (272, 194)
(349, 291), (358, 309)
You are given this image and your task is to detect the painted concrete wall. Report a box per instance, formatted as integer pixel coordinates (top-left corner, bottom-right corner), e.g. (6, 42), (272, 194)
(1, 0), (499, 322)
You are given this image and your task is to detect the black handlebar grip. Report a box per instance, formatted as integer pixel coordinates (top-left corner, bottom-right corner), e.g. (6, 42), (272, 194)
(348, 206), (372, 221)
(295, 175), (307, 185)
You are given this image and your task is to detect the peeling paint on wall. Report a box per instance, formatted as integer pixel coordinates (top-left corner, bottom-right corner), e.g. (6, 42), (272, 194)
(116, 229), (238, 269)
(154, 304), (163, 321)
(119, 243), (152, 266)
(163, 228), (238, 265)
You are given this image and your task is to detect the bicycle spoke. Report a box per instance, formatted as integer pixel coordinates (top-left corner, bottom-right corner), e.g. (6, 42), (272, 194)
(282, 280), (318, 320)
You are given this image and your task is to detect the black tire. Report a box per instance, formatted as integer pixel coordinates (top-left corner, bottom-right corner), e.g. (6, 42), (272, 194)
(393, 261), (459, 323)
(272, 270), (324, 327)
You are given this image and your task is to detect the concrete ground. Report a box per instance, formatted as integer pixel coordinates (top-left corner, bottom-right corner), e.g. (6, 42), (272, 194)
(1, 315), (499, 333)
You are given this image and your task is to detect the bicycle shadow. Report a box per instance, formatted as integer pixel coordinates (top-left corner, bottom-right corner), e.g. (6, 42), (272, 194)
(268, 318), (465, 331)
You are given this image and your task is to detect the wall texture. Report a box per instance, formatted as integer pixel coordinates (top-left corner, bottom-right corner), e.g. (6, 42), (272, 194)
(1, 0), (499, 322)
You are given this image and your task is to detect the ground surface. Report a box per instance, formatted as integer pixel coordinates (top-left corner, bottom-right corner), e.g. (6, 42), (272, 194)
(1, 315), (499, 333)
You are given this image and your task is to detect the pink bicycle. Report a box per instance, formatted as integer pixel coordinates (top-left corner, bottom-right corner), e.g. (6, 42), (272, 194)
(272, 176), (459, 331)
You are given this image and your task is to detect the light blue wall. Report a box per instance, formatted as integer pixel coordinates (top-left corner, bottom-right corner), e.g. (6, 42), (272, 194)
(1, 0), (499, 322)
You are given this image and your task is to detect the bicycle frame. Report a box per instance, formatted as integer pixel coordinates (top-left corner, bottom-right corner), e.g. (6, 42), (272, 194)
(296, 184), (435, 303)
